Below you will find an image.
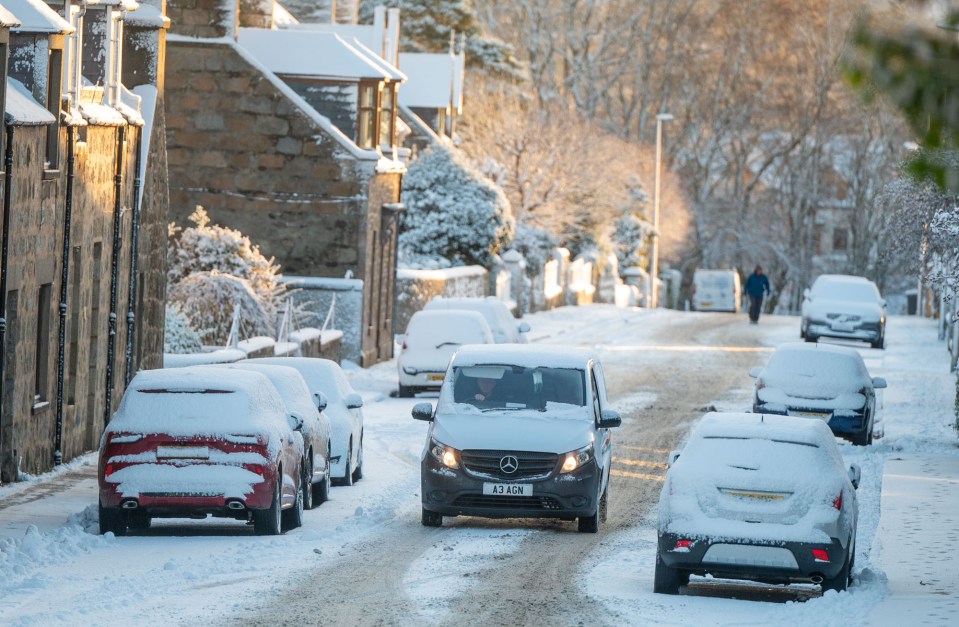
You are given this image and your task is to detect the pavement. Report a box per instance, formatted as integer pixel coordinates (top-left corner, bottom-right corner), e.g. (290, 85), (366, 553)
(2, 452), (957, 623)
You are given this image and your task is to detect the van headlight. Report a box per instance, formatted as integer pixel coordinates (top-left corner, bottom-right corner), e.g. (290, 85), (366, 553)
(429, 438), (460, 469)
(561, 444), (593, 473)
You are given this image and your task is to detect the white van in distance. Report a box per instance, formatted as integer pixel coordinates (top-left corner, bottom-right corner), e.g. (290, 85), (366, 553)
(692, 269), (741, 313)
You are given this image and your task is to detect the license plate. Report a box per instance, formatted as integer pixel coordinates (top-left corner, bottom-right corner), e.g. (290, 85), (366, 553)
(793, 411), (829, 418)
(156, 446), (210, 459)
(700, 301), (712, 307)
(427, 374), (444, 382)
(483, 483), (533, 496)
(832, 323), (854, 332)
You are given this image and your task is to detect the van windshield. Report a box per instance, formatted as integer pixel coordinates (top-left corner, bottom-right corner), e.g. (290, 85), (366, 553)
(443, 365), (586, 412)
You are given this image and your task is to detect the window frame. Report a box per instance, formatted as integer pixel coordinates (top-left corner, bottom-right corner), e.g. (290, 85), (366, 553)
(356, 81), (379, 149)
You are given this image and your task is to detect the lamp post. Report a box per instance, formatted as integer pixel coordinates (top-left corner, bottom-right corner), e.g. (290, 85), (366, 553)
(650, 112), (673, 308)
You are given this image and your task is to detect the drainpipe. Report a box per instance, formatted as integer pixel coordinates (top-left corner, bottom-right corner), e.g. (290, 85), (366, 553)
(0, 125), (14, 440)
(53, 125), (76, 465)
(123, 125), (143, 385)
(103, 125), (125, 426)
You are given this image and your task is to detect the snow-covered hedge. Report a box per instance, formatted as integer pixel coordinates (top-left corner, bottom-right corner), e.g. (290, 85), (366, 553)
(163, 303), (205, 354)
(168, 271), (273, 345)
(399, 144), (514, 268)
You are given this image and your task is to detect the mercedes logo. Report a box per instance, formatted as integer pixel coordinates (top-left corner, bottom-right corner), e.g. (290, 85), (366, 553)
(499, 455), (519, 474)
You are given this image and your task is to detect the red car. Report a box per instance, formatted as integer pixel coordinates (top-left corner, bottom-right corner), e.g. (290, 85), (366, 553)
(98, 366), (304, 536)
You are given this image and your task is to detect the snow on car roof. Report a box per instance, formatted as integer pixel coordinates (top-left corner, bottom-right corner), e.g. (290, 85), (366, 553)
(761, 342), (871, 392)
(405, 310), (493, 342)
(212, 363), (316, 419)
(694, 411), (834, 446)
(451, 344), (596, 370)
(246, 357), (351, 402)
(107, 367), (290, 442)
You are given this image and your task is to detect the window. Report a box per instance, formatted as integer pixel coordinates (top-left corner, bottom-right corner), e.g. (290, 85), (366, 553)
(67, 246), (81, 406)
(832, 227), (848, 252)
(379, 83), (395, 150)
(35, 284), (53, 403)
(45, 46), (63, 171)
(357, 83), (377, 149)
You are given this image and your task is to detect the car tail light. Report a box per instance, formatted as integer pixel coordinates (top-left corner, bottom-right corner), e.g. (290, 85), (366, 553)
(812, 549), (830, 563)
(104, 463), (115, 477)
(832, 490), (843, 511)
(672, 539), (692, 552)
(402, 340), (408, 350)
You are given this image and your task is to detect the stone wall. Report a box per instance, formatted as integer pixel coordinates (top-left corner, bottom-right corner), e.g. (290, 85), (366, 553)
(282, 276), (364, 363)
(394, 266), (488, 333)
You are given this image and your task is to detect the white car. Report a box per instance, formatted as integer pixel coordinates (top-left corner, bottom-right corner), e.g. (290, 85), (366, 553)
(397, 309), (495, 397)
(215, 363), (332, 508)
(691, 269), (741, 313)
(801, 274), (886, 349)
(413, 345), (621, 532)
(249, 357), (365, 486)
(656, 412), (860, 595)
(424, 296), (531, 344)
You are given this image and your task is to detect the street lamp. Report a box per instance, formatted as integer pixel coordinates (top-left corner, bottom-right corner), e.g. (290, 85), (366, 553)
(650, 112), (673, 308)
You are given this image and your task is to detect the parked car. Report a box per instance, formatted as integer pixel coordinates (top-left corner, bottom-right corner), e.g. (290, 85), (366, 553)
(248, 357), (364, 486)
(655, 412), (860, 595)
(98, 366), (304, 536)
(691, 269), (741, 313)
(397, 309), (495, 397)
(413, 344), (622, 532)
(424, 296), (531, 344)
(749, 342), (886, 445)
(801, 274), (886, 348)
(214, 363), (332, 509)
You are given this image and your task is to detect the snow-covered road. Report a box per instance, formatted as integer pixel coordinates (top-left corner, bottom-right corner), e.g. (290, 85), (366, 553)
(1, 306), (956, 626)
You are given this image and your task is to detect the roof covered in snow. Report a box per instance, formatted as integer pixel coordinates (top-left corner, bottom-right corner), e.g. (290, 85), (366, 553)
(5, 78), (55, 125)
(4, 0), (73, 34)
(0, 5), (20, 27)
(398, 53), (464, 111)
(237, 28), (404, 81)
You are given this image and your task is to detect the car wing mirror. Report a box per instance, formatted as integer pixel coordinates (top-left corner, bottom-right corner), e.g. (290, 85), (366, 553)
(344, 392), (364, 409)
(803, 288), (811, 300)
(287, 413), (304, 432)
(598, 409), (621, 429)
(518, 322), (531, 333)
(412, 402), (434, 422)
(668, 450), (681, 467)
(848, 463), (861, 489)
(748, 366), (762, 379)
(872, 377), (887, 389)
(313, 392), (328, 412)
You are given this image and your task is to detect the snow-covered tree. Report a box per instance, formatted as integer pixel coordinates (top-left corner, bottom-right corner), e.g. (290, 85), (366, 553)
(168, 272), (275, 345)
(166, 207), (287, 346)
(163, 303), (207, 354)
(509, 222), (557, 277)
(399, 144), (514, 268)
(612, 181), (652, 272)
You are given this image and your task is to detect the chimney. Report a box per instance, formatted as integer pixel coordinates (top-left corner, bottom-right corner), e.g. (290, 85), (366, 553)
(166, 0), (239, 39)
(384, 7), (399, 66)
(239, 0), (274, 29)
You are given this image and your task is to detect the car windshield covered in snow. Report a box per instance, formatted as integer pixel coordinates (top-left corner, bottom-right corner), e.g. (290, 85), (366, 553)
(761, 345), (871, 396)
(813, 278), (880, 303)
(444, 364), (586, 411)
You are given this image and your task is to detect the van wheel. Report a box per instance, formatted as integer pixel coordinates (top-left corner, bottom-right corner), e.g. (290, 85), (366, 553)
(352, 435), (364, 482)
(422, 508), (443, 527)
(335, 444), (354, 487)
(314, 454), (331, 504)
(578, 508), (599, 533)
(282, 477), (304, 531)
(302, 457), (314, 510)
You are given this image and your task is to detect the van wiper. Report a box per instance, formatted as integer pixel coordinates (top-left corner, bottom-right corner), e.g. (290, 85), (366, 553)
(435, 342), (461, 349)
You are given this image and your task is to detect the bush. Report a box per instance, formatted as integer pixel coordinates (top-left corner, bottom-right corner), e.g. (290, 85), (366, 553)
(163, 303), (205, 354)
(168, 272), (274, 345)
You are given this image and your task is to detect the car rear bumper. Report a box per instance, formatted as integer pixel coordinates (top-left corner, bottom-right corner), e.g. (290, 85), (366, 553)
(398, 368), (446, 389)
(753, 403), (868, 439)
(657, 532), (850, 583)
(421, 456), (601, 519)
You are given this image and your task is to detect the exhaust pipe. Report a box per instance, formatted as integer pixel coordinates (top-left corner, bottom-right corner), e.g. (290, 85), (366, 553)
(226, 500), (246, 511)
(810, 575), (823, 585)
(121, 500), (139, 509)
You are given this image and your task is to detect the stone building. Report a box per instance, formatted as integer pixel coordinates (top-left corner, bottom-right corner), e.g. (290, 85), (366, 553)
(0, 0), (169, 482)
(164, 0), (406, 365)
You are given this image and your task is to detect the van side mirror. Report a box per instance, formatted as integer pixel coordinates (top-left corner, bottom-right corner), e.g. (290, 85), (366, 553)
(314, 392), (328, 412)
(597, 409), (621, 429)
(748, 366), (762, 379)
(803, 288), (811, 300)
(287, 414), (304, 431)
(872, 377), (887, 389)
(518, 322), (531, 333)
(344, 392), (364, 409)
(412, 402), (434, 422)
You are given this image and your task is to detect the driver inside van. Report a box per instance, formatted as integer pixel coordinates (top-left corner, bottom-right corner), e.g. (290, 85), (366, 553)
(473, 377), (498, 401)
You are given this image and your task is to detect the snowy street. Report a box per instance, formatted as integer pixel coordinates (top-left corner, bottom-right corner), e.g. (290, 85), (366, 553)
(1, 306), (957, 626)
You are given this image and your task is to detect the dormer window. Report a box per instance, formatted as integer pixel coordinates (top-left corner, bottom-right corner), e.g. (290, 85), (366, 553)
(357, 82), (377, 149)
(80, 2), (129, 108)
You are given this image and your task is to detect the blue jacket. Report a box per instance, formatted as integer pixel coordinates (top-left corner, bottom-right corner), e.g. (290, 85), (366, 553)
(745, 272), (770, 298)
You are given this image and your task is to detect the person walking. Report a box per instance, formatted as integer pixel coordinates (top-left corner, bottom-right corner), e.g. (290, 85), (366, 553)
(744, 265), (771, 324)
